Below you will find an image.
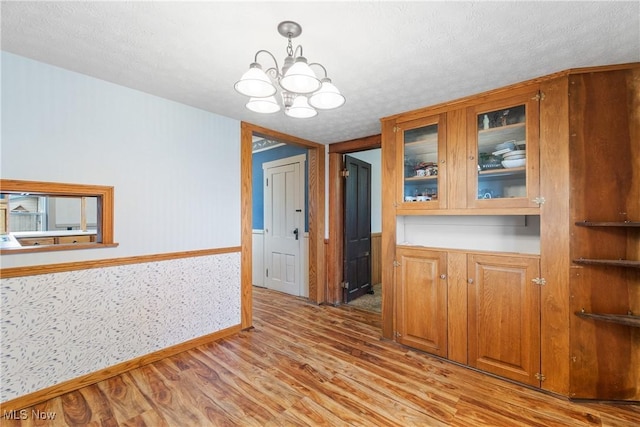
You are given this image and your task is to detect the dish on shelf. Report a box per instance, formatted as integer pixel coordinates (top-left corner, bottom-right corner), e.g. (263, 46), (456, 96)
(495, 140), (516, 151)
(503, 149), (525, 157)
(492, 148), (512, 156)
(502, 158), (526, 168)
(503, 150), (526, 160)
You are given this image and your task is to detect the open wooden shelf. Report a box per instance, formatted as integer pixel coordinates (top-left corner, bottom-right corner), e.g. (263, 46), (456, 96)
(575, 311), (640, 328)
(573, 258), (640, 268)
(405, 175), (438, 182)
(478, 166), (525, 178)
(575, 221), (640, 227)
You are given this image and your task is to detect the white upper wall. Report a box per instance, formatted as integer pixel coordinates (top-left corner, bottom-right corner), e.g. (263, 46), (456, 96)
(1, 52), (241, 267)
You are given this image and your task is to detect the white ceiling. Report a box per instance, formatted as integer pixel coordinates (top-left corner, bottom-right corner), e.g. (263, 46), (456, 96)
(2, 1), (639, 145)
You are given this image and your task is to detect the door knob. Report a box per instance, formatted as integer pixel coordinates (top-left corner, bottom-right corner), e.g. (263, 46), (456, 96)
(293, 228), (299, 240)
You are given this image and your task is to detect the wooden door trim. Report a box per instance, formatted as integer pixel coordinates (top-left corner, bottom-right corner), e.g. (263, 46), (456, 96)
(240, 122), (325, 330)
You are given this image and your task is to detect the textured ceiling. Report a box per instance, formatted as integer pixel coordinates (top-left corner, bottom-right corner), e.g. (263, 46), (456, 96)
(2, 1), (639, 145)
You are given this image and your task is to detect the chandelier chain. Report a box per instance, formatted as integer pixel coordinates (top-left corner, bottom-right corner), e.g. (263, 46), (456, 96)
(286, 34), (294, 57)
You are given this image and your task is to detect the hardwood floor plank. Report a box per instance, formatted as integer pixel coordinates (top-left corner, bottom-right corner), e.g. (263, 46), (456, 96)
(263, 396), (349, 427)
(3, 286), (640, 426)
(212, 334), (382, 426)
(95, 374), (152, 425)
(58, 389), (97, 426)
(251, 312), (458, 423)
(127, 363), (212, 427)
(228, 338), (374, 424)
(191, 345), (304, 413)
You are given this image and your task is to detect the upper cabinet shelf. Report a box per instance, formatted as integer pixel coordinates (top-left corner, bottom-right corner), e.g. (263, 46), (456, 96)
(477, 123), (526, 150)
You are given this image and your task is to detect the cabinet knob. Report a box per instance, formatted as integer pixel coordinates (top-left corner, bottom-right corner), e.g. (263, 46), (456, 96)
(440, 274), (447, 279)
(468, 278), (474, 284)
(469, 155), (475, 160)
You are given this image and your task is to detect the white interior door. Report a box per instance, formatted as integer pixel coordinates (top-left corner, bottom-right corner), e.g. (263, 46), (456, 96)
(263, 155), (305, 296)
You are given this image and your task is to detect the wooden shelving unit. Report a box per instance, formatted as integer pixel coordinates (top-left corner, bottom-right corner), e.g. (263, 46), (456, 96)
(573, 221), (639, 268)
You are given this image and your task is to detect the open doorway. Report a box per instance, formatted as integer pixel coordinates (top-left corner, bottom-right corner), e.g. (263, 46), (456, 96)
(252, 140), (308, 297)
(239, 122), (325, 330)
(327, 135), (382, 314)
(342, 151), (382, 313)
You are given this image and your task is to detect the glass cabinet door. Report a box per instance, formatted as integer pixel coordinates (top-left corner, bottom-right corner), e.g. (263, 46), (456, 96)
(397, 115), (446, 210)
(468, 92), (540, 208)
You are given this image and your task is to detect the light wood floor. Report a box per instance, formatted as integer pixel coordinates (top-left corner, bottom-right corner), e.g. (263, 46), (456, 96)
(2, 286), (639, 426)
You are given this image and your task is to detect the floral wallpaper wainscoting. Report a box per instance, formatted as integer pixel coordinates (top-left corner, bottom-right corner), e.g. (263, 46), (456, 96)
(0, 252), (241, 402)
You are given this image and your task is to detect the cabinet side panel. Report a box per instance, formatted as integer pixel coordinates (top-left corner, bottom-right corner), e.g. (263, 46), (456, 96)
(627, 68), (640, 401)
(627, 68), (640, 223)
(539, 77), (571, 395)
(568, 68), (640, 400)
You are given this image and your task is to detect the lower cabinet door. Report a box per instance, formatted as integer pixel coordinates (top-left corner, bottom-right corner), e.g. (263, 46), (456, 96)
(467, 253), (541, 386)
(396, 247), (448, 357)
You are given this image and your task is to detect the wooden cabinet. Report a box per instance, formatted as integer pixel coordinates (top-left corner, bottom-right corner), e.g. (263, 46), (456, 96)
(17, 237), (55, 246)
(395, 247), (448, 356)
(388, 86), (541, 214)
(466, 90), (540, 209)
(395, 247), (541, 385)
(16, 234), (94, 246)
(56, 234), (92, 244)
(382, 63), (639, 399)
(467, 253), (541, 387)
(396, 114), (447, 210)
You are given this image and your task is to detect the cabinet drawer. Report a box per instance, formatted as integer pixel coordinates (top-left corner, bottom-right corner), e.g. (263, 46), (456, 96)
(57, 235), (92, 244)
(18, 237), (55, 246)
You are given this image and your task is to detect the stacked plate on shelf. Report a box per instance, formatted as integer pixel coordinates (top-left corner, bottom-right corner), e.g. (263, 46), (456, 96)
(492, 140), (526, 168)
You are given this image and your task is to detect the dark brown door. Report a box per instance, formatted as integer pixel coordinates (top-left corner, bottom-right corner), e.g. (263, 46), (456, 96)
(343, 155), (372, 303)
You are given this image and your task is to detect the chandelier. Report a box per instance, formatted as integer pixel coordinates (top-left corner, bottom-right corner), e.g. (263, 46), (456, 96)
(234, 21), (345, 119)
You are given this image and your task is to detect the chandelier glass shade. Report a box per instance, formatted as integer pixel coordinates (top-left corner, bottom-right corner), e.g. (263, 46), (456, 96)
(234, 64), (276, 98)
(234, 21), (345, 118)
(286, 95), (317, 118)
(246, 96), (281, 114)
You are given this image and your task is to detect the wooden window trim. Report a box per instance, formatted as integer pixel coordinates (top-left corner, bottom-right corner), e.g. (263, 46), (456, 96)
(0, 179), (117, 254)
